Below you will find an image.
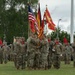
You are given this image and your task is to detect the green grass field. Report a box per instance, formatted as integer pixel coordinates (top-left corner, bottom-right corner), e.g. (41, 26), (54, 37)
(0, 61), (75, 75)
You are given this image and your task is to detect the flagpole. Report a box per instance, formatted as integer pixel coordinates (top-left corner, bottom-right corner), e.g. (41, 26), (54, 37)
(70, 0), (74, 43)
(28, 2), (30, 38)
(27, 1), (31, 38)
(28, 22), (30, 37)
(57, 19), (62, 39)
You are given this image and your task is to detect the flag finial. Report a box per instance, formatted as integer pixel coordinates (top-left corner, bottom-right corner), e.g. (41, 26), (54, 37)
(46, 5), (47, 7)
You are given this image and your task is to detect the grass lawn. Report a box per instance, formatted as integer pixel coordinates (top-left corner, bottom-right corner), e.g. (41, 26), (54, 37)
(0, 61), (75, 75)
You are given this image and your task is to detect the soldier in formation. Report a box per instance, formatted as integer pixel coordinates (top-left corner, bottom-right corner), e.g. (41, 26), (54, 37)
(0, 46), (3, 64)
(13, 37), (27, 69)
(27, 33), (40, 69)
(2, 40), (10, 64)
(40, 35), (49, 70)
(27, 33), (49, 70)
(0, 38), (3, 64)
(53, 42), (62, 69)
(64, 43), (72, 64)
(47, 38), (54, 69)
(72, 38), (75, 67)
(1, 35), (75, 70)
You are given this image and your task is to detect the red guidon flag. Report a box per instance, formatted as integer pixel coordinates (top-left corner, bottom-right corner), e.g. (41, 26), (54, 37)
(44, 7), (56, 30)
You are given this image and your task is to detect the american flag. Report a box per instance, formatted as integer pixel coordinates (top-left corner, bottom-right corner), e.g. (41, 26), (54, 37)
(28, 5), (39, 33)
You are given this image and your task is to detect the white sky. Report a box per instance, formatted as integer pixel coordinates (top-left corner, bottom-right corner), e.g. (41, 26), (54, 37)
(39, 0), (75, 34)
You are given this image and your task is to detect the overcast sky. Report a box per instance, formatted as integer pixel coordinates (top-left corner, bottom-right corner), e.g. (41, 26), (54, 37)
(39, 0), (75, 34)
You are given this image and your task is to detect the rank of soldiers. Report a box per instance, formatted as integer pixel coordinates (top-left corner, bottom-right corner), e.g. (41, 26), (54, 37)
(0, 35), (75, 70)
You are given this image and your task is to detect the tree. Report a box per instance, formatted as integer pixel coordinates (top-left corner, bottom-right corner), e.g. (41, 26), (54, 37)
(0, 0), (38, 43)
(50, 27), (70, 43)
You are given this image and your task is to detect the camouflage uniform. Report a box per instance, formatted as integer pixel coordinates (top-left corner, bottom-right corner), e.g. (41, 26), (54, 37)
(13, 42), (20, 69)
(15, 42), (22, 69)
(61, 44), (66, 61)
(40, 36), (49, 69)
(52, 43), (61, 69)
(2, 44), (9, 64)
(64, 44), (72, 64)
(72, 38), (75, 67)
(47, 40), (54, 69)
(27, 34), (37, 69)
(19, 42), (27, 69)
(0, 46), (3, 64)
(33, 38), (41, 70)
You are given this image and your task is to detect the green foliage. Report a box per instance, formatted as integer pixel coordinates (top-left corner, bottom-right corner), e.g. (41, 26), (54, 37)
(0, 0), (38, 43)
(50, 28), (70, 43)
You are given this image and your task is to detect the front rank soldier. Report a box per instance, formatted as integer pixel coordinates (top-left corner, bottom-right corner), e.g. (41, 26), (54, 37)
(27, 33), (37, 69)
(40, 35), (49, 70)
(33, 34), (40, 70)
(19, 37), (27, 69)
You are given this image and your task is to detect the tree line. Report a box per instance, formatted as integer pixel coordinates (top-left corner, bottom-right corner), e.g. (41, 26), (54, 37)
(0, 0), (38, 44)
(0, 0), (70, 44)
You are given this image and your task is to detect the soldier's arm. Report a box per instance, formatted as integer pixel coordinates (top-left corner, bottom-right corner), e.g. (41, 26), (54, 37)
(30, 38), (37, 46)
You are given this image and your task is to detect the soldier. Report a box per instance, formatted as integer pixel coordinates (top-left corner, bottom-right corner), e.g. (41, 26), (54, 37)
(2, 42), (10, 64)
(33, 34), (41, 70)
(15, 40), (25, 69)
(13, 37), (21, 69)
(0, 46), (3, 64)
(72, 38), (75, 67)
(27, 33), (37, 69)
(40, 35), (49, 70)
(0, 37), (3, 63)
(52, 41), (62, 69)
(64, 43), (72, 64)
(61, 43), (66, 61)
(47, 39), (54, 69)
(0, 38), (3, 46)
(19, 37), (27, 69)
